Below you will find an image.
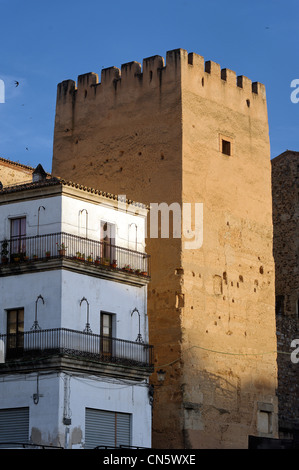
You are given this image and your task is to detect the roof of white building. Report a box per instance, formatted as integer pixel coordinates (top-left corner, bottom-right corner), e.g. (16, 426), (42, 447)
(0, 163), (149, 211)
(0, 156), (37, 171)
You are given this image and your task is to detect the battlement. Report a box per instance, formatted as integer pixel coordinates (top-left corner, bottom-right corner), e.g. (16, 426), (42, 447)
(56, 48), (266, 106)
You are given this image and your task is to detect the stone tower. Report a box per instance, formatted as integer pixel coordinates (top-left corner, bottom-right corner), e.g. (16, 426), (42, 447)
(52, 49), (278, 448)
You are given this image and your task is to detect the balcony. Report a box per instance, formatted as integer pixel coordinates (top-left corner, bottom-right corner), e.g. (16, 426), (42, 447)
(0, 328), (154, 372)
(0, 232), (150, 283)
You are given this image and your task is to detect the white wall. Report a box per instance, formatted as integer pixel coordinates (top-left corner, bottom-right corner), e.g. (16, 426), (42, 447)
(0, 372), (62, 447)
(66, 372), (151, 448)
(61, 194), (146, 252)
(0, 371), (152, 449)
(0, 271), (61, 332)
(0, 193), (146, 252)
(0, 269), (148, 343)
(61, 270), (148, 342)
(0, 189), (151, 449)
(0, 195), (62, 240)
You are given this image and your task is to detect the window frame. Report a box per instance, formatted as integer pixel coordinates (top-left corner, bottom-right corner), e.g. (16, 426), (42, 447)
(100, 311), (115, 356)
(10, 216), (26, 255)
(100, 221), (116, 262)
(85, 408), (131, 449)
(219, 134), (234, 157)
(6, 307), (25, 354)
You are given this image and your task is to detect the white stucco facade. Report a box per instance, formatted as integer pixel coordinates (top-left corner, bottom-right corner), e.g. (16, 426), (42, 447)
(0, 175), (152, 449)
(0, 371), (152, 448)
(0, 191), (146, 252)
(0, 270), (148, 340)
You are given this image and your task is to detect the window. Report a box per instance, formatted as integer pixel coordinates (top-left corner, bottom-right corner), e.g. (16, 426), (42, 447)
(10, 217), (26, 255)
(222, 139), (231, 156)
(7, 308), (24, 355)
(85, 408), (131, 449)
(100, 312), (113, 356)
(0, 407), (29, 447)
(219, 134), (233, 157)
(100, 221), (116, 262)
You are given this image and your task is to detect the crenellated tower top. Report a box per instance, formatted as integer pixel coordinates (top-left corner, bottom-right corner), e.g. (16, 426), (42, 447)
(56, 48), (267, 115)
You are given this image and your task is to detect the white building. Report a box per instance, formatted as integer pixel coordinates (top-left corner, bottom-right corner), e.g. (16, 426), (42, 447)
(0, 165), (153, 449)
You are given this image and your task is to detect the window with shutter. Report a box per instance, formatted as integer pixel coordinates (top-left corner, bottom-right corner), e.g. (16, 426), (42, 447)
(0, 407), (29, 447)
(85, 408), (131, 449)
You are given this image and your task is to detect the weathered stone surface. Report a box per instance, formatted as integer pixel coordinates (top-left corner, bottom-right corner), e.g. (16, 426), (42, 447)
(272, 150), (299, 436)
(0, 158), (34, 186)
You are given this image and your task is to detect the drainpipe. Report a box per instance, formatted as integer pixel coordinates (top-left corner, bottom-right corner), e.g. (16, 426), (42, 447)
(63, 373), (72, 449)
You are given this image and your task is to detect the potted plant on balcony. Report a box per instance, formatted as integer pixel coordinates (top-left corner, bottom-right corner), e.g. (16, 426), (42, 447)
(101, 258), (110, 266)
(87, 254), (93, 263)
(94, 256), (100, 266)
(45, 250), (51, 258)
(12, 253), (20, 263)
(110, 259), (117, 269)
(1, 239), (8, 264)
(122, 264), (132, 272)
(56, 242), (67, 256)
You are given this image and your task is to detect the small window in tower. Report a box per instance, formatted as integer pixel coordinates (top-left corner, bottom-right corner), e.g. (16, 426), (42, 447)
(219, 134), (233, 157)
(222, 139), (231, 156)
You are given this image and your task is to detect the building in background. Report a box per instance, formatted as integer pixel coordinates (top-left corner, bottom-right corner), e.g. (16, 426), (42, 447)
(0, 157), (39, 187)
(0, 166), (153, 449)
(272, 150), (299, 440)
(52, 48), (278, 448)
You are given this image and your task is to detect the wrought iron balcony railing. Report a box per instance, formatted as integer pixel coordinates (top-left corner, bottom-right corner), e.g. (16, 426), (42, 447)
(0, 232), (150, 277)
(0, 328), (154, 369)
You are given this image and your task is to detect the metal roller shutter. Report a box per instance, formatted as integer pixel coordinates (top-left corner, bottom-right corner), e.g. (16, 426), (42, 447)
(85, 408), (131, 449)
(0, 407), (29, 446)
(116, 412), (131, 447)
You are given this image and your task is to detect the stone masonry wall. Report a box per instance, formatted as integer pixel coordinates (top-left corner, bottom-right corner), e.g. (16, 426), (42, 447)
(0, 158), (33, 186)
(272, 150), (299, 436)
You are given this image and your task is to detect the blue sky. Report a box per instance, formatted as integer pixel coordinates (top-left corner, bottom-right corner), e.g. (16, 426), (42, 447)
(0, 0), (298, 173)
